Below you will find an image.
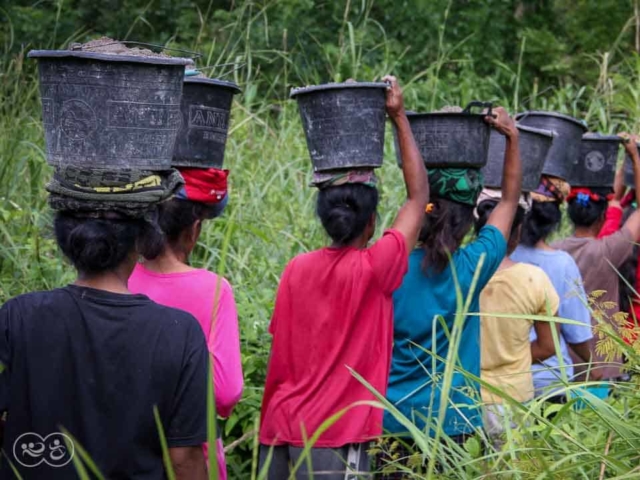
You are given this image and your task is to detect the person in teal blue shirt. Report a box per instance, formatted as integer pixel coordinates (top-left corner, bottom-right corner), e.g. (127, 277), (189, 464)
(384, 107), (523, 442)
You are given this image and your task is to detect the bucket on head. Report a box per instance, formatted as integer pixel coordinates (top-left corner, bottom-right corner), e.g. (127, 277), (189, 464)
(290, 82), (388, 172)
(624, 143), (640, 187)
(172, 77), (241, 168)
(483, 124), (553, 191)
(395, 101), (493, 168)
(28, 46), (190, 170)
(515, 111), (587, 181)
(570, 134), (622, 187)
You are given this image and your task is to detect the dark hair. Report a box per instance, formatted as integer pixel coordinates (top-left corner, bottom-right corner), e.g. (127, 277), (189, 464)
(619, 206), (639, 312)
(158, 199), (220, 248)
(54, 212), (164, 274)
(316, 184), (379, 246)
(419, 197), (475, 273)
(520, 201), (562, 247)
(474, 199), (525, 238)
(567, 188), (610, 228)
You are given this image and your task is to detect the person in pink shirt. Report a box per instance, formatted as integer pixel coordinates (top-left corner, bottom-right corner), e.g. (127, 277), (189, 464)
(129, 168), (243, 480)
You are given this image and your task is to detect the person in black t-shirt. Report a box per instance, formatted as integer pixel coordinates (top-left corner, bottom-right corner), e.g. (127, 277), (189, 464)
(0, 210), (210, 480)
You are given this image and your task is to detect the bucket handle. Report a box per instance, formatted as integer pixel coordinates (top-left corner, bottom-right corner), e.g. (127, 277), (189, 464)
(71, 40), (202, 58)
(463, 101), (493, 118)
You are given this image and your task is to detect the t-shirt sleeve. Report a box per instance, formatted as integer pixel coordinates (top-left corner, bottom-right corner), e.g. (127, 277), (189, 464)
(602, 227), (635, 268)
(559, 259), (594, 344)
(462, 225), (508, 289)
(0, 303), (10, 413)
(166, 316), (209, 448)
(269, 261), (293, 335)
(209, 278), (243, 418)
(535, 269), (560, 316)
(365, 229), (408, 295)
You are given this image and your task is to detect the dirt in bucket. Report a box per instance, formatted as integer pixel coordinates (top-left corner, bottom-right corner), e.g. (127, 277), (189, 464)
(68, 36), (171, 58)
(434, 106), (463, 113)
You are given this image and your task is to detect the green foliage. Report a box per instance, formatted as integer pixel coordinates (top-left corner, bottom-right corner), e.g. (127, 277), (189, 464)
(3, 0), (639, 99)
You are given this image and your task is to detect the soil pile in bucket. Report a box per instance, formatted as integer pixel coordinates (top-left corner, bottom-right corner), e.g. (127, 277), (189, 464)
(435, 106), (464, 113)
(68, 37), (171, 58)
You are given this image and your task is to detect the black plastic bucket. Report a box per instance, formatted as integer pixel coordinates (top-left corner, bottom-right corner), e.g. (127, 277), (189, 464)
(483, 125), (553, 191)
(28, 50), (190, 169)
(515, 111), (587, 181)
(290, 82), (387, 172)
(172, 77), (241, 168)
(395, 102), (493, 168)
(571, 134), (622, 187)
(624, 143), (640, 187)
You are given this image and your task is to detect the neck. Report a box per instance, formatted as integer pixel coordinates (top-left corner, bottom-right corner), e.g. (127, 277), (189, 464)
(141, 247), (193, 274)
(574, 226), (597, 238)
(75, 269), (131, 294)
(498, 254), (516, 271)
(331, 235), (369, 250)
(534, 239), (554, 251)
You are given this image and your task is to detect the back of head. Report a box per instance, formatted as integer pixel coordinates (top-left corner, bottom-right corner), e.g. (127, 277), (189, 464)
(520, 201), (562, 247)
(158, 198), (221, 249)
(54, 212), (164, 275)
(316, 184), (379, 247)
(567, 187), (610, 228)
(475, 199), (524, 253)
(419, 197), (475, 273)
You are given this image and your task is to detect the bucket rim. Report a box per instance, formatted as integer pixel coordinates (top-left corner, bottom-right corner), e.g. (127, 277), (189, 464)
(582, 132), (623, 142)
(184, 76), (241, 93)
(515, 110), (587, 131)
(27, 49), (192, 66)
(290, 81), (387, 98)
(515, 124), (554, 138)
(405, 109), (489, 119)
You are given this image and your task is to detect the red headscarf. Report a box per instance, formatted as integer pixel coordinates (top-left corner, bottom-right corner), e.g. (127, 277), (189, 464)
(176, 168), (229, 204)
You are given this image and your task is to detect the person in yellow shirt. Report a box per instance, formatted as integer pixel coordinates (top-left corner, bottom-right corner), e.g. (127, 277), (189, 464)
(475, 192), (559, 439)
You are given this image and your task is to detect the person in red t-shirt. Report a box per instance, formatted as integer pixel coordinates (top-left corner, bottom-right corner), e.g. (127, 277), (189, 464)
(258, 77), (429, 479)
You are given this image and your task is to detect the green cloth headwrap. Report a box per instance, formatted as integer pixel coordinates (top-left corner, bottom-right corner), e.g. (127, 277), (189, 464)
(427, 167), (484, 206)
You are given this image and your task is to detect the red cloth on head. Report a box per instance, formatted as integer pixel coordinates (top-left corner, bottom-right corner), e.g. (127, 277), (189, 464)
(178, 168), (229, 204)
(566, 187), (614, 203)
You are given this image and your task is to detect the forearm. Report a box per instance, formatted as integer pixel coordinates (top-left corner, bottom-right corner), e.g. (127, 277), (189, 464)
(531, 341), (555, 364)
(631, 146), (640, 206)
(171, 447), (208, 480)
(393, 113), (429, 204)
(569, 341), (592, 364)
(500, 132), (522, 205)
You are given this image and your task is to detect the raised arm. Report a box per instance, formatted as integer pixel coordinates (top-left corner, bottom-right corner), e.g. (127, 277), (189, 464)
(384, 75), (429, 252)
(619, 134), (640, 240)
(484, 108), (522, 240)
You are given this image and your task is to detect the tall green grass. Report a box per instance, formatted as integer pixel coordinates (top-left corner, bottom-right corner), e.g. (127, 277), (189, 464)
(3, 1), (640, 478)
